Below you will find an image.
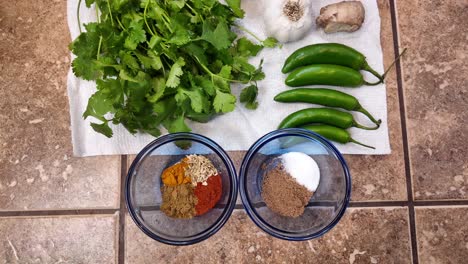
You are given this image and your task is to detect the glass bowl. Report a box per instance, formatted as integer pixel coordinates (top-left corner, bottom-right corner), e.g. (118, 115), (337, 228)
(239, 128), (351, 241)
(125, 133), (237, 245)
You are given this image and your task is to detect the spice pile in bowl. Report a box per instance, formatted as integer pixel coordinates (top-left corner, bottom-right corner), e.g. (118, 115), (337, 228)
(160, 155), (222, 219)
(261, 152), (320, 217)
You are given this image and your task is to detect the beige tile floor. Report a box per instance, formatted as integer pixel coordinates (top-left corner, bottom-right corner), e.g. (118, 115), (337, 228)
(0, 0), (467, 263)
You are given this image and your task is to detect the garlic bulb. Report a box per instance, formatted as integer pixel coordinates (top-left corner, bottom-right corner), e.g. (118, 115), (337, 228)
(263, 0), (313, 43)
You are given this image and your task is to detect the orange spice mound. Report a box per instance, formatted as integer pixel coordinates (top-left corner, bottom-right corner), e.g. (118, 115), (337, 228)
(161, 158), (191, 186)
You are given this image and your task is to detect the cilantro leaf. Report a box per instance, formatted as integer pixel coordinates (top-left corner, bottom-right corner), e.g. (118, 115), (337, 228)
(90, 122), (113, 138)
(166, 58), (185, 88)
(119, 70), (147, 83)
(183, 43), (208, 66)
(83, 91), (113, 121)
(109, 0), (129, 11)
(153, 97), (176, 122)
(83, 78), (123, 120)
(186, 111), (214, 123)
(144, 127), (162, 137)
(126, 79), (152, 105)
(240, 85), (259, 110)
(147, 50), (163, 70)
(133, 51), (152, 70)
(235, 37), (262, 57)
(225, 0), (245, 18)
(251, 59), (266, 81)
(70, 23), (100, 58)
(169, 0), (186, 11)
(196, 76), (216, 96)
(232, 56), (255, 72)
(193, 0), (216, 11)
(133, 50), (162, 71)
(175, 88), (210, 113)
(213, 89), (236, 113)
(147, 77), (166, 103)
(212, 65), (232, 93)
(262, 37), (279, 48)
(218, 65), (232, 79)
(72, 57), (102, 80)
(121, 52), (140, 71)
(124, 20), (146, 50)
(164, 115), (191, 133)
(169, 32), (191, 46)
(201, 20), (233, 50)
(148, 35), (162, 49)
(85, 0), (95, 8)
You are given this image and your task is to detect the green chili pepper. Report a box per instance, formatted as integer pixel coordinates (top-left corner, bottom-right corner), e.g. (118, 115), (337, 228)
(301, 124), (375, 149)
(278, 108), (379, 130)
(285, 64), (381, 87)
(274, 88), (381, 125)
(282, 43), (383, 81)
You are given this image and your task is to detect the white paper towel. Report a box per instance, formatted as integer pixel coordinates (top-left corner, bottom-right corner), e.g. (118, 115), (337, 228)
(67, 0), (390, 157)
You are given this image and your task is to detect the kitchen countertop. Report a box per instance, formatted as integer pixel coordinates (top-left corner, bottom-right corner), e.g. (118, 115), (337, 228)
(0, 0), (466, 263)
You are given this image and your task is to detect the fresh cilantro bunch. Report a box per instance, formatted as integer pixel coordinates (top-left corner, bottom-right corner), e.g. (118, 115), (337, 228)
(70, 0), (276, 137)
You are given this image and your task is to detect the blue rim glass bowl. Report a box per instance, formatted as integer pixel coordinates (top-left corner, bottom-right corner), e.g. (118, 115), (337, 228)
(239, 128), (351, 241)
(125, 133), (238, 246)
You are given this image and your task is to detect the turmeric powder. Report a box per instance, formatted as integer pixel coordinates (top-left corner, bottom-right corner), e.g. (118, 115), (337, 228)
(161, 159), (191, 186)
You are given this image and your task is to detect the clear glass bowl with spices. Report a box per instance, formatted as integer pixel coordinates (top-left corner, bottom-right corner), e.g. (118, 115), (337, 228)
(126, 133), (238, 245)
(239, 128), (351, 241)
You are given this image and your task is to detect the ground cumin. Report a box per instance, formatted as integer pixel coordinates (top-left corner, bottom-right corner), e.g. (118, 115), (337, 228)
(161, 183), (197, 218)
(261, 164), (313, 218)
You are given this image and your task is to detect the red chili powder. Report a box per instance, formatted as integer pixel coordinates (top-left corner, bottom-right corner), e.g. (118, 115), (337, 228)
(194, 175), (222, 216)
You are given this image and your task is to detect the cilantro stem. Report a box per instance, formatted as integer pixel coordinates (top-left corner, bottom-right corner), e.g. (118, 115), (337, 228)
(106, 0), (114, 26)
(143, 0), (155, 36)
(149, 0), (172, 33)
(194, 56), (243, 84)
(151, 24), (157, 33)
(95, 3), (102, 60)
(95, 3), (100, 23)
(97, 36), (103, 59)
(185, 2), (204, 23)
(161, 13), (173, 33)
(77, 0), (82, 33)
(235, 25), (279, 47)
(95, 61), (119, 69)
(235, 25), (263, 43)
(161, 62), (166, 76)
(116, 16), (127, 31)
(160, 54), (171, 75)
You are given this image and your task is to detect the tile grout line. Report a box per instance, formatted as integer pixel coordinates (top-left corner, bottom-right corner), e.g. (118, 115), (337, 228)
(118, 155), (128, 264)
(349, 201), (408, 207)
(2, 199), (468, 217)
(414, 200), (468, 206)
(389, 1), (419, 264)
(0, 209), (119, 217)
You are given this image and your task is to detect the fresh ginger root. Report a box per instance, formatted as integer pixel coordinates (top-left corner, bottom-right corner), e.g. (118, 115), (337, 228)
(316, 1), (365, 34)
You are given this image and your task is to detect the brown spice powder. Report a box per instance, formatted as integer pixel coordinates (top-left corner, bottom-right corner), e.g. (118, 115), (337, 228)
(161, 183), (197, 218)
(261, 164), (313, 218)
